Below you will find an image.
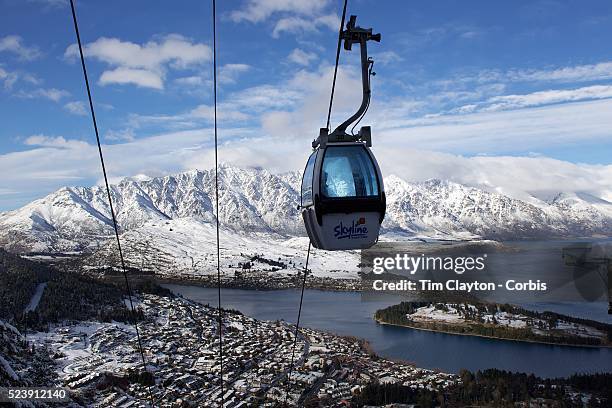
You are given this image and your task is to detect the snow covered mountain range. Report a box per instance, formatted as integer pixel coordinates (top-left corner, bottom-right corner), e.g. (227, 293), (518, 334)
(0, 165), (611, 257)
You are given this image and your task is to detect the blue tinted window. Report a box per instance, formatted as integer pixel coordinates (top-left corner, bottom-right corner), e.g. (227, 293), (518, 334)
(321, 145), (379, 198)
(301, 152), (317, 206)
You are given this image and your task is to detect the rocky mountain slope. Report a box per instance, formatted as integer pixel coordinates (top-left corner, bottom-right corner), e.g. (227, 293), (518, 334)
(0, 165), (610, 256)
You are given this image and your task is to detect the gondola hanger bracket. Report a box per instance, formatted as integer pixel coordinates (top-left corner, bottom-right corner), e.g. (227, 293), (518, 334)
(313, 15), (380, 150)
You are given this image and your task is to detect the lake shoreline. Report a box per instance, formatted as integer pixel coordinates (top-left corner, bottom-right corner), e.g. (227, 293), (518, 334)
(374, 318), (612, 349)
(153, 275), (362, 292)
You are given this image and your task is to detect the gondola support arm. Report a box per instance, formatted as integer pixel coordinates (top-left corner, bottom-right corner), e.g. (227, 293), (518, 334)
(313, 15), (380, 149)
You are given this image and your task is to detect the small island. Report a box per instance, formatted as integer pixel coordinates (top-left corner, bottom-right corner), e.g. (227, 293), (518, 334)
(375, 302), (612, 347)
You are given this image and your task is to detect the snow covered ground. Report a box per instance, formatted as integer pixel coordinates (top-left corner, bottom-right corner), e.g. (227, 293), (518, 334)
(28, 321), (139, 378)
(407, 305), (465, 324)
(93, 217), (362, 281)
(406, 303), (608, 340)
(23, 282), (47, 313)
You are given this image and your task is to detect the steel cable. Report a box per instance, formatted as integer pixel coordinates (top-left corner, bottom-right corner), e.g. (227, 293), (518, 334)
(211, 0), (224, 405)
(68, 0), (156, 405)
(285, 1), (349, 405)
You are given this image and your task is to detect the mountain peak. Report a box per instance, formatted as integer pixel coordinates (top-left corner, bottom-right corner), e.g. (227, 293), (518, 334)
(0, 165), (610, 253)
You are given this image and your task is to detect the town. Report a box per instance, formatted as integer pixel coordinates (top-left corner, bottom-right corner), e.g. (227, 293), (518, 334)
(30, 294), (458, 406)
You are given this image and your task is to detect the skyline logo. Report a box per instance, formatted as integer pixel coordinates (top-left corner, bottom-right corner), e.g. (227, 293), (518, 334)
(334, 217), (368, 240)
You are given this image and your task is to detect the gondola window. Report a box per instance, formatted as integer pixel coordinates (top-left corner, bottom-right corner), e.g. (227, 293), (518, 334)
(321, 146), (379, 198)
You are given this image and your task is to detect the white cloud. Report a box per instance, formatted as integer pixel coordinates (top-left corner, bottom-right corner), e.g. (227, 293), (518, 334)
(373, 98), (612, 155)
(230, 0), (338, 38)
(311, 13), (339, 31)
(24, 135), (89, 149)
(124, 102), (252, 133)
(0, 135), (101, 209)
(134, 64), (367, 138)
(372, 51), (403, 66)
(0, 67), (18, 89)
(189, 104), (250, 122)
(509, 61), (612, 83)
(258, 65), (365, 139)
(245, 67), (612, 161)
(238, 65), (611, 163)
(105, 128), (136, 142)
(449, 85), (612, 114)
(65, 34), (211, 90)
(173, 64), (250, 93)
(376, 148), (612, 203)
(272, 14), (339, 38)
(482, 85), (612, 111)
(229, 84), (303, 111)
(219, 63), (250, 84)
(0, 129), (215, 209)
(0, 66), (40, 90)
(397, 24), (484, 52)
(175, 76), (205, 86)
(127, 79), (304, 131)
(99, 67), (164, 89)
(287, 48), (317, 66)
(0, 35), (42, 61)
(450, 61), (612, 88)
(63, 101), (88, 116)
(3, 129), (612, 211)
(27, 0), (68, 8)
(64, 34), (210, 70)
(230, 0), (330, 23)
(5, 54), (612, 210)
(16, 87), (70, 102)
(0, 188), (19, 196)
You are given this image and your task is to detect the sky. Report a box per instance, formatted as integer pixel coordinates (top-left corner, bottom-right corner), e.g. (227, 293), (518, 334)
(1, 0), (612, 211)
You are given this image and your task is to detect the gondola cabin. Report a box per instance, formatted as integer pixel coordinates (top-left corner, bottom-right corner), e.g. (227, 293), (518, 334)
(300, 140), (385, 250)
(300, 15), (385, 250)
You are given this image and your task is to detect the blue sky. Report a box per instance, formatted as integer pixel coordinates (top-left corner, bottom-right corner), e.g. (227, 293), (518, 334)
(1, 0), (612, 210)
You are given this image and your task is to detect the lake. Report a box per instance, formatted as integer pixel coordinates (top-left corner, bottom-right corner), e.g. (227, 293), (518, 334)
(162, 283), (612, 378)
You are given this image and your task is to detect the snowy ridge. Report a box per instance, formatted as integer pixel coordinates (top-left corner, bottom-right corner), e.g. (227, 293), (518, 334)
(0, 165), (611, 255)
(384, 177), (612, 239)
